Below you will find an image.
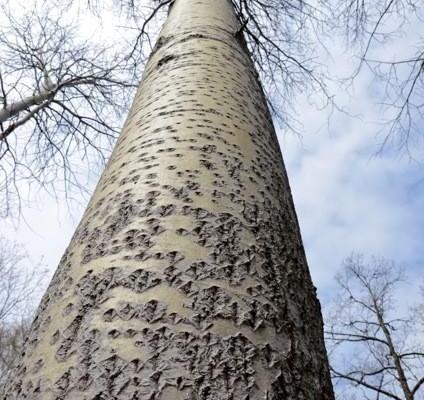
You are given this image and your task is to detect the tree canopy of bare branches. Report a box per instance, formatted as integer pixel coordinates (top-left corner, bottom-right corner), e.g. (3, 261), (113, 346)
(325, 254), (424, 400)
(0, 2), (138, 217)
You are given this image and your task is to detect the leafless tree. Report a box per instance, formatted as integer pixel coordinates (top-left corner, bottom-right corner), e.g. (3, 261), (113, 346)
(0, 2), (138, 217)
(0, 236), (47, 395)
(325, 253), (424, 400)
(335, 0), (424, 155)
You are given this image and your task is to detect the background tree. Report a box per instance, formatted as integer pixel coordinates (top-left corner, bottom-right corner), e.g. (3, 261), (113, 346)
(0, 321), (31, 398)
(0, 236), (46, 396)
(325, 253), (424, 399)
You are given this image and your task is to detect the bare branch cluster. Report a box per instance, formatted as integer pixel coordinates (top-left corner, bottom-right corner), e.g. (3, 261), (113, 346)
(0, 3), (138, 217)
(325, 253), (424, 399)
(232, 0), (333, 128)
(335, 0), (424, 156)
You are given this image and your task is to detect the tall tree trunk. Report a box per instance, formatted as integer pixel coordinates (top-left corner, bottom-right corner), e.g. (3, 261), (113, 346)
(3, 0), (334, 398)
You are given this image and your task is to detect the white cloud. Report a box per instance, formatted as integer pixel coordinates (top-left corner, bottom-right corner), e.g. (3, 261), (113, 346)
(278, 33), (424, 299)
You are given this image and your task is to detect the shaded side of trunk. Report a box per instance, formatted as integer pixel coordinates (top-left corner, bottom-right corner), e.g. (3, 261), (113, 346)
(4, 0), (334, 398)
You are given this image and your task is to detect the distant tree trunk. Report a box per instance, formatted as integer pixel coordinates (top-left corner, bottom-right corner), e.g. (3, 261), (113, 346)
(3, 0), (334, 398)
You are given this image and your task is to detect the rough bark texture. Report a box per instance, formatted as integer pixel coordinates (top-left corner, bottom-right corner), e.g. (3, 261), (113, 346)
(3, 0), (334, 399)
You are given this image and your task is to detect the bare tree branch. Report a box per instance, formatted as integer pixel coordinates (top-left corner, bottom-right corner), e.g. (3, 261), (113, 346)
(334, 0), (424, 156)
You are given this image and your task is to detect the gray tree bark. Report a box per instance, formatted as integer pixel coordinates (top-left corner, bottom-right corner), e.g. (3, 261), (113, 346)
(3, 0), (334, 398)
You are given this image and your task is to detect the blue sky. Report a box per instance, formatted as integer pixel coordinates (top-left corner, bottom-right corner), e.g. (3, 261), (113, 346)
(283, 99), (424, 302)
(2, 2), (424, 312)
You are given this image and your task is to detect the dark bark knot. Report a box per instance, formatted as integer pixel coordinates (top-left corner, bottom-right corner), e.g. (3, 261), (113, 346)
(157, 54), (178, 69)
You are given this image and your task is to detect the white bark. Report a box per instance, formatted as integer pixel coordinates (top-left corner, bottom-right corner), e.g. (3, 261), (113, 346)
(3, 0), (334, 399)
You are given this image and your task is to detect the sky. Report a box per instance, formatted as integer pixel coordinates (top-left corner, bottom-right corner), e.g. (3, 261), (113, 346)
(1, 1), (423, 312)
